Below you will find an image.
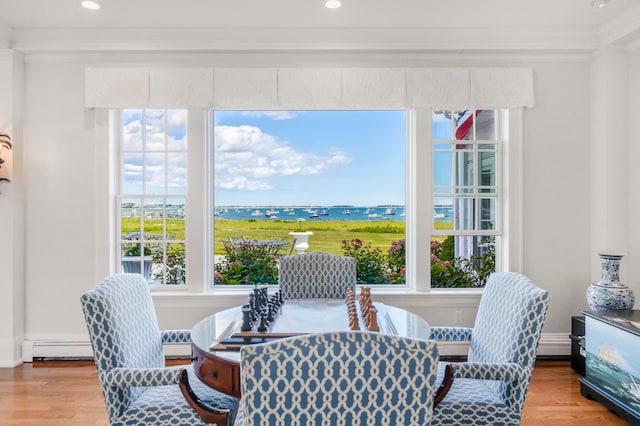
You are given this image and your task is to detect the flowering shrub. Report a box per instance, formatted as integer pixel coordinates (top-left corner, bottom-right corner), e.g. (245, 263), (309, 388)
(430, 237), (495, 288)
(215, 241), (278, 284)
(341, 236), (494, 287)
(152, 243), (186, 285)
(385, 239), (406, 284)
(341, 239), (387, 284)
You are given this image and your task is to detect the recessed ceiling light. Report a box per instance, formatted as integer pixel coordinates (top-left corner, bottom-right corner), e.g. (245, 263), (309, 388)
(591, 0), (609, 8)
(81, 1), (101, 10)
(325, 0), (342, 9)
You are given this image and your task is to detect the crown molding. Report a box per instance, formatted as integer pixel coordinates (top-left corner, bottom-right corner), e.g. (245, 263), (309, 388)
(598, 2), (640, 49)
(11, 26), (599, 54)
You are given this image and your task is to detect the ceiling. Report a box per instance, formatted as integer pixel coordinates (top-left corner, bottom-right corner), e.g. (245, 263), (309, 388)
(1, 0), (640, 52)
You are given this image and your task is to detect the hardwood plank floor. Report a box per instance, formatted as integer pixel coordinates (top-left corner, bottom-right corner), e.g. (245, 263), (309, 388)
(0, 359), (627, 425)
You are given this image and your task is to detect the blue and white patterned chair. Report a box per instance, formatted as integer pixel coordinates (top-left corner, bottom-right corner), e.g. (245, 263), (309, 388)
(429, 272), (550, 425)
(278, 252), (356, 299)
(234, 331), (440, 426)
(80, 273), (239, 426)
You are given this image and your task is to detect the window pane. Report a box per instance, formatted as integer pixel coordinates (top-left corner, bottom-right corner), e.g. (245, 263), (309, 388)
(122, 110), (143, 151)
(478, 151), (496, 190)
(455, 151), (474, 187)
(476, 110), (496, 140)
(480, 198), (496, 230)
(145, 109), (166, 151)
(433, 151), (452, 187)
(430, 235), (496, 288)
(455, 198), (475, 231)
(121, 199), (142, 233)
(213, 110), (406, 286)
(166, 110), (187, 150)
(145, 153), (166, 194)
(167, 152), (187, 195)
(122, 153), (143, 194)
(432, 110), (453, 140)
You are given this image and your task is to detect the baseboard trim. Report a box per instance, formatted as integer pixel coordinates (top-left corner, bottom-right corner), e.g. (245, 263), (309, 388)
(18, 332), (571, 363)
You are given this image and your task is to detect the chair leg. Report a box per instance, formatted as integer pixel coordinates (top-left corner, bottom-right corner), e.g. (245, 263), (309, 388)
(179, 369), (231, 426)
(434, 364), (454, 408)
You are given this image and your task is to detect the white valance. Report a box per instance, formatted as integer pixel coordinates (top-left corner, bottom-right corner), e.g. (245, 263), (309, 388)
(85, 67), (534, 109)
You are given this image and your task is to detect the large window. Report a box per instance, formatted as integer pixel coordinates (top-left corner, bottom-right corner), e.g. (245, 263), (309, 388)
(211, 110), (407, 286)
(115, 107), (510, 290)
(117, 109), (188, 286)
(430, 109), (503, 288)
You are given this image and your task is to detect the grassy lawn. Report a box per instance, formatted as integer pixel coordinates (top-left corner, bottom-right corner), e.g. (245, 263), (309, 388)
(122, 218), (453, 255)
(214, 219), (405, 254)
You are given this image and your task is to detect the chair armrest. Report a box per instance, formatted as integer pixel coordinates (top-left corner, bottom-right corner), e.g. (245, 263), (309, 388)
(161, 329), (191, 344)
(429, 326), (473, 341)
(101, 365), (183, 388)
(448, 362), (528, 382)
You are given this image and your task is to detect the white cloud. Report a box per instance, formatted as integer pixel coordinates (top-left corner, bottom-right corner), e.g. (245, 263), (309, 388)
(214, 125), (352, 191)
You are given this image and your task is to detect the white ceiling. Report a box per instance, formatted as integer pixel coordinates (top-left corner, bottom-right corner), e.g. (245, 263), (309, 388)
(0, 0), (635, 30)
(1, 0), (640, 52)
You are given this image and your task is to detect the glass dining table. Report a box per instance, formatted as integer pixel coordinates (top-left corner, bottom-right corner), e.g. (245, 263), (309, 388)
(186, 299), (431, 398)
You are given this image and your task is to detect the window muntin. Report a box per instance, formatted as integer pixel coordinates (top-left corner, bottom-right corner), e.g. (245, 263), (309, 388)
(118, 109), (187, 286)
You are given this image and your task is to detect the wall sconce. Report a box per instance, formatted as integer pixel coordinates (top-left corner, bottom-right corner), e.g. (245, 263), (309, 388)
(0, 133), (12, 183)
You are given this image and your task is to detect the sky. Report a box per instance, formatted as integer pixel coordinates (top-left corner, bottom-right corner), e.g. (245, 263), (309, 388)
(121, 109), (463, 207)
(213, 110), (407, 207)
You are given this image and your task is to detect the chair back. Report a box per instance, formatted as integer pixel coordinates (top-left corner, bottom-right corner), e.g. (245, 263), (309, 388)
(240, 331), (439, 426)
(469, 272), (550, 414)
(278, 252), (356, 299)
(80, 273), (164, 421)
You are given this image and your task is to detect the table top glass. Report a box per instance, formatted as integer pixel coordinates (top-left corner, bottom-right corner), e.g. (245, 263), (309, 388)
(191, 300), (431, 363)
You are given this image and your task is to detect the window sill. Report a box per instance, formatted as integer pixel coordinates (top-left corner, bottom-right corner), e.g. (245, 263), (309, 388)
(149, 286), (484, 309)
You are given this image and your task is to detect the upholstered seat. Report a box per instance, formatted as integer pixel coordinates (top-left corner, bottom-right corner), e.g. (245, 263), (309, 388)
(80, 273), (239, 426)
(430, 272), (550, 425)
(234, 331), (440, 426)
(278, 252), (356, 299)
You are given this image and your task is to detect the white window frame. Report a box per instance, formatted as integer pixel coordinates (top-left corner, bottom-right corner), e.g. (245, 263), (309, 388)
(113, 108), (194, 291)
(109, 107), (523, 294)
(412, 108), (522, 292)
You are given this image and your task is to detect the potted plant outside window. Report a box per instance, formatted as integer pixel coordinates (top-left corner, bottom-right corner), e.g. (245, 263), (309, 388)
(122, 243), (154, 279)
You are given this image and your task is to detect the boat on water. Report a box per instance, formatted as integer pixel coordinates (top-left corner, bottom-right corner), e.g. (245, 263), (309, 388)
(309, 210), (319, 218)
(383, 207), (395, 215)
(343, 209), (351, 215)
(368, 213), (381, 218)
(320, 210), (329, 216)
(265, 209), (279, 217)
(434, 210), (445, 219)
(251, 210), (261, 216)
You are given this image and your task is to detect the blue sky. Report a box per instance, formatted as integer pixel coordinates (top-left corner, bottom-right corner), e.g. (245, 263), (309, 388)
(214, 110), (407, 206)
(122, 109), (458, 207)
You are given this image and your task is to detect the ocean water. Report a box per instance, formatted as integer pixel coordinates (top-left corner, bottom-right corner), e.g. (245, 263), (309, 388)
(214, 206), (453, 223)
(586, 353), (640, 412)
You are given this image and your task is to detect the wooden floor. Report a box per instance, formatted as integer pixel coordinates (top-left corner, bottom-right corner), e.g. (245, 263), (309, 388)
(0, 359), (627, 425)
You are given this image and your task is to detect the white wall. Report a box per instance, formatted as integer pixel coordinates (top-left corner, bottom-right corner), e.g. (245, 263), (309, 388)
(522, 59), (592, 325)
(10, 51), (598, 361)
(0, 51), (25, 367)
(627, 48), (640, 293)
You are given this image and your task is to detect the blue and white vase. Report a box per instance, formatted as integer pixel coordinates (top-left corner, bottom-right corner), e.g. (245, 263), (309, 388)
(587, 253), (635, 310)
